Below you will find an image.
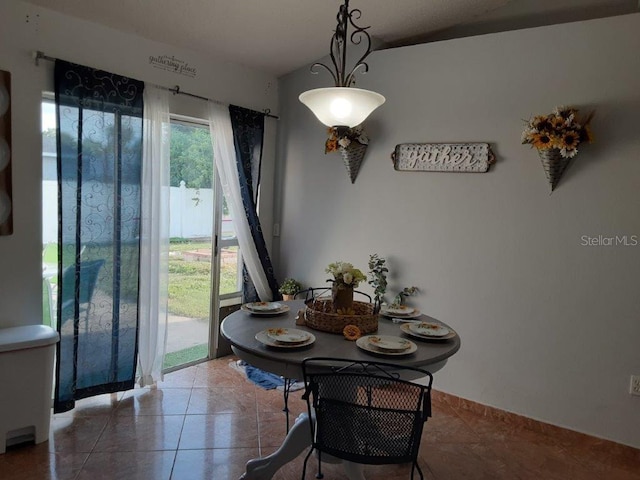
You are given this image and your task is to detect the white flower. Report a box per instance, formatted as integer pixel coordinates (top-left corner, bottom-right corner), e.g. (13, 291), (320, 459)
(560, 147), (578, 158)
(357, 134), (369, 145)
(338, 137), (351, 148)
(343, 272), (353, 285)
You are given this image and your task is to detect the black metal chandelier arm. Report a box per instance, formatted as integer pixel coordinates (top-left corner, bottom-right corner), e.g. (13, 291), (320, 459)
(343, 8), (373, 86)
(309, 61), (339, 85)
(344, 61), (370, 87)
(307, 0), (375, 88)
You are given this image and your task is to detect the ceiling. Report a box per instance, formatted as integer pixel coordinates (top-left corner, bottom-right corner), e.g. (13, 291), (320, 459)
(23, 0), (639, 77)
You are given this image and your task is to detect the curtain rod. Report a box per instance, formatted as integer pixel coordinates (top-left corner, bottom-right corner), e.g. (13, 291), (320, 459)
(33, 50), (279, 120)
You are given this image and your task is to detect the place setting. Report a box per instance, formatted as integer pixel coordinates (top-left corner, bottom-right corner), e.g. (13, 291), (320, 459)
(399, 321), (457, 342)
(356, 334), (417, 356)
(241, 301), (290, 316)
(255, 327), (316, 349)
(379, 304), (421, 319)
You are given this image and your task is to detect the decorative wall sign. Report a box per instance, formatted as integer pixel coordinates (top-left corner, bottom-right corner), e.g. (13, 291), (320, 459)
(148, 54), (197, 78)
(391, 143), (495, 173)
(0, 69), (12, 235)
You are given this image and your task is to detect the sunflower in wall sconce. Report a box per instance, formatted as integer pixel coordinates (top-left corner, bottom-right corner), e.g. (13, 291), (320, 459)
(522, 105), (594, 191)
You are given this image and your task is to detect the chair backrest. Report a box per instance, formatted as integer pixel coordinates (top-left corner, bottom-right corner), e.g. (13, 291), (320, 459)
(295, 287), (372, 303)
(302, 358), (432, 466)
(60, 259), (105, 309)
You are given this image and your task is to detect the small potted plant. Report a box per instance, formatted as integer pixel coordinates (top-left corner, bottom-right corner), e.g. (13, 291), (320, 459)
(278, 278), (302, 301)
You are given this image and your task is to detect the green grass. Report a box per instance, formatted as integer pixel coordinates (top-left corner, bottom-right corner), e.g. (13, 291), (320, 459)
(42, 279), (53, 327)
(168, 259), (212, 318)
(162, 343), (208, 370)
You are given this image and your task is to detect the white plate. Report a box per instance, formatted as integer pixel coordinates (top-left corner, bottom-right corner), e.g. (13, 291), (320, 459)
(400, 322), (457, 341)
(266, 328), (311, 344)
(255, 329), (315, 348)
(409, 322), (450, 337)
(382, 305), (415, 315)
(380, 307), (421, 319)
(244, 301), (284, 311)
(367, 335), (413, 352)
(241, 304), (290, 316)
(356, 335), (417, 356)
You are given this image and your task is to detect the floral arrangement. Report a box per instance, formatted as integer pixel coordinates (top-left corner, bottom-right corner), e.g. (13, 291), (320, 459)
(522, 106), (594, 159)
(325, 261), (366, 288)
(325, 124), (369, 153)
(278, 278), (302, 296)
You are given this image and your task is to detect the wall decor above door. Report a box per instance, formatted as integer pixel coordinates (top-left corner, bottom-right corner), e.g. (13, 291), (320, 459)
(391, 143), (495, 173)
(0, 69), (12, 236)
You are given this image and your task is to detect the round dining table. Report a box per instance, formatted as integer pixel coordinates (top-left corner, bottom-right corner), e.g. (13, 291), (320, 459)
(220, 300), (461, 480)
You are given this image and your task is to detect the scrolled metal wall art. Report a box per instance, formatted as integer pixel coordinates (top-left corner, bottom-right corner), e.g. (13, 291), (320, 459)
(391, 143), (495, 173)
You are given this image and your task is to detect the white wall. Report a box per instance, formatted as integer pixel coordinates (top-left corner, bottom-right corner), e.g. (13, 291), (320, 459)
(276, 14), (640, 447)
(0, 0), (278, 326)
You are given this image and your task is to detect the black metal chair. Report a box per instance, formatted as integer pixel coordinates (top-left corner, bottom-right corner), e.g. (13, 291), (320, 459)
(301, 358), (433, 479)
(295, 287), (372, 303)
(59, 259), (105, 332)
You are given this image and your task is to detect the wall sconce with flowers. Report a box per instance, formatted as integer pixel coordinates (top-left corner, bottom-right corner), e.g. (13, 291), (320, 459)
(325, 124), (369, 183)
(522, 105), (594, 192)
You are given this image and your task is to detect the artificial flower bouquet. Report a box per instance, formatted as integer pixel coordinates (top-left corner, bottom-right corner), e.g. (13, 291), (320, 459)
(522, 105), (594, 159)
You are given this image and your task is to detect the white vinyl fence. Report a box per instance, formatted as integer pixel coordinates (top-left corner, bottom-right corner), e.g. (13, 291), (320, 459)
(42, 180), (230, 244)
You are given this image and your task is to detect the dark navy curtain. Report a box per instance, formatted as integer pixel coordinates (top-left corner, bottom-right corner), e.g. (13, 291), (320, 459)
(54, 60), (143, 413)
(228, 105), (279, 302)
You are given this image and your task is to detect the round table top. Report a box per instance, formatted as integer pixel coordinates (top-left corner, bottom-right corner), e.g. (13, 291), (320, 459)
(220, 300), (461, 379)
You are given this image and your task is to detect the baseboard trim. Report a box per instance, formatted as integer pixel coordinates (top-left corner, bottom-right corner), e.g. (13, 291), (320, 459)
(431, 389), (640, 469)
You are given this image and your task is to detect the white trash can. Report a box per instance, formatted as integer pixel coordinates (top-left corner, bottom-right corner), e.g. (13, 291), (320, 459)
(0, 324), (59, 453)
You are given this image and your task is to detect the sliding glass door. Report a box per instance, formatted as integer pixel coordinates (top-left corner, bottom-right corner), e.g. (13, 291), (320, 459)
(43, 105), (243, 372)
(164, 117), (242, 370)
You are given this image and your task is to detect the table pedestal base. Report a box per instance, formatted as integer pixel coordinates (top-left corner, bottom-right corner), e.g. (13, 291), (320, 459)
(240, 412), (365, 480)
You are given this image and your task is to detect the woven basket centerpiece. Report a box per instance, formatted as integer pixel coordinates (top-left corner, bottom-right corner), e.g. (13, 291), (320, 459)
(305, 299), (378, 334)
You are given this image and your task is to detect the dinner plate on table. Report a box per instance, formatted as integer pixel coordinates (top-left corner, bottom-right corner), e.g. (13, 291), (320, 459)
(255, 329), (315, 348)
(399, 322), (457, 341)
(266, 328), (311, 344)
(379, 306), (421, 319)
(356, 335), (417, 356)
(241, 302), (290, 316)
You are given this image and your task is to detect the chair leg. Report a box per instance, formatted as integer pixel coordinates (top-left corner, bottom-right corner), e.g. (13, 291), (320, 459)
(316, 450), (323, 479)
(301, 447), (314, 479)
(412, 460), (424, 480)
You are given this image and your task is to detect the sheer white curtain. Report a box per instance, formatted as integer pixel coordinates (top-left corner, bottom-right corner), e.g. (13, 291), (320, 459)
(137, 86), (171, 386)
(208, 102), (273, 301)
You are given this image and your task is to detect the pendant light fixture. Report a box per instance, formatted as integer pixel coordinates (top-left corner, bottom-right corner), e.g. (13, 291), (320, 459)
(299, 0), (385, 129)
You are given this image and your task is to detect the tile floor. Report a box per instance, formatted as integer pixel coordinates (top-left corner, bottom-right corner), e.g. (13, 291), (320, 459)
(1, 356), (639, 480)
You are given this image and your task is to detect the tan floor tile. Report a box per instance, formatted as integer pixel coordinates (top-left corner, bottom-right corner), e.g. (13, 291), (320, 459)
(171, 448), (259, 480)
(76, 451), (175, 480)
(93, 415), (184, 452)
(194, 359), (253, 388)
(48, 415), (110, 453)
(0, 448), (88, 480)
(257, 411), (295, 448)
(421, 405), (481, 444)
(420, 442), (511, 479)
(52, 392), (122, 418)
(8, 354), (639, 480)
(158, 366), (198, 388)
(187, 386), (256, 414)
(116, 387), (192, 416)
(179, 413), (258, 449)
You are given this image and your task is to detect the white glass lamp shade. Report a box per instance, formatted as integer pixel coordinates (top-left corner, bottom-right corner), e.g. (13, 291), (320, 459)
(299, 87), (385, 128)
